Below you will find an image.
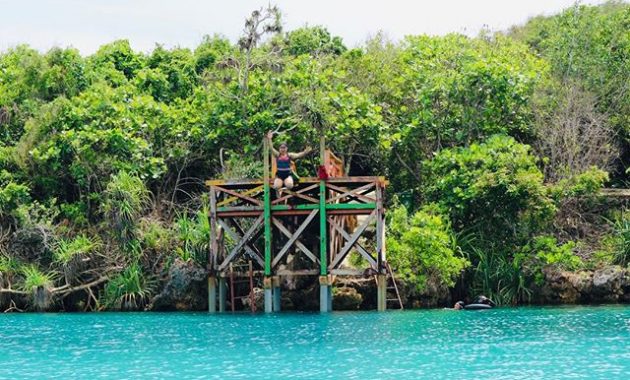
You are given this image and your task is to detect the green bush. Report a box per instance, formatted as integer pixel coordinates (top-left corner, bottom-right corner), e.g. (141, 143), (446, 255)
(387, 205), (469, 293)
(423, 135), (555, 242)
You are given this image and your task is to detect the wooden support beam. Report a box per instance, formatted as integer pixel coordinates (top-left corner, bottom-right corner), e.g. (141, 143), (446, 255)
(218, 215), (264, 271)
(326, 203), (376, 210)
(209, 187), (218, 271)
(227, 219), (264, 267)
(263, 137), (272, 277)
(327, 216), (377, 268)
(208, 276), (217, 313)
(271, 217), (319, 264)
(272, 183), (319, 205)
(213, 185), (263, 206)
(276, 269), (319, 276)
(217, 185), (264, 207)
(376, 183), (385, 272)
(319, 180), (328, 276)
(271, 209), (319, 268)
(329, 210), (376, 269)
(217, 219), (265, 268)
(326, 182), (376, 204)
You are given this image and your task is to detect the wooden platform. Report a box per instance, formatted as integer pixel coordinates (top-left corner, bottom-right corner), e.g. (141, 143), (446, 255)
(206, 175), (387, 281)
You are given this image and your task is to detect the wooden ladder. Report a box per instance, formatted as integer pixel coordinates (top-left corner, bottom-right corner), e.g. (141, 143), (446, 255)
(385, 262), (403, 310)
(229, 260), (256, 312)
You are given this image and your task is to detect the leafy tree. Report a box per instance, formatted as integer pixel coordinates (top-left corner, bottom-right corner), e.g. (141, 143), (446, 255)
(283, 26), (347, 56)
(387, 205), (469, 293)
(423, 135), (555, 241)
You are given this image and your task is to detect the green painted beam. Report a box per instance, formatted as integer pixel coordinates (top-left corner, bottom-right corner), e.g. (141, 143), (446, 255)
(319, 181), (327, 276)
(325, 203), (376, 210)
(217, 206), (264, 212)
(271, 204), (319, 211)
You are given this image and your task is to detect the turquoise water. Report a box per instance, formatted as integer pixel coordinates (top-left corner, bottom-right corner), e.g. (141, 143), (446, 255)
(1, 306), (629, 379)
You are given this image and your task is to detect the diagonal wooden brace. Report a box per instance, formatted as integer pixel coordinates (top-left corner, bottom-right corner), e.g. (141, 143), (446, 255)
(214, 185), (263, 206)
(217, 185), (264, 207)
(272, 183), (320, 205)
(218, 215), (264, 271)
(218, 219), (265, 268)
(328, 216), (377, 267)
(272, 217), (319, 264)
(329, 210), (376, 269)
(326, 182), (376, 204)
(271, 209), (319, 268)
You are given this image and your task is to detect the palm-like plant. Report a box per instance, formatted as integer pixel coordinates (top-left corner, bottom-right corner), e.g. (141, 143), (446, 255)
(19, 264), (56, 311)
(611, 213), (630, 266)
(53, 234), (101, 284)
(103, 171), (149, 256)
(175, 204), (210, 265)
(103, 262), (155, 310)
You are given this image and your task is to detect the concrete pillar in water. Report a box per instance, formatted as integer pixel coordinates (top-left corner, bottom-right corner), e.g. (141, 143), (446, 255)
(377, 274), (387, 311)
(218, 277), (227, 312)
(319, 275), (332, 312)
(208, 276), (217, 313)
(264, 276), (273, 313)
(272, 276), (281, 312)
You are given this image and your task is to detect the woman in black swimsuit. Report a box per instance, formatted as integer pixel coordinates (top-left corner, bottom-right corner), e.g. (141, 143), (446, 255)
(266, 131), (313, 191)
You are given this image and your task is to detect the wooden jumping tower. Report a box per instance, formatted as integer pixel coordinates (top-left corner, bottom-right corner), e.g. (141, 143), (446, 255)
(206, 138), (388, 312)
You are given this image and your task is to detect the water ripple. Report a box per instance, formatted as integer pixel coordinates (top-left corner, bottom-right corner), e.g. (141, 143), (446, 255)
(0, 306), (629, 379)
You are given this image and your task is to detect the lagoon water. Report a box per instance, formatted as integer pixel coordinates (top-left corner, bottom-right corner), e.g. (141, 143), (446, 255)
(1, 306), (629, 379)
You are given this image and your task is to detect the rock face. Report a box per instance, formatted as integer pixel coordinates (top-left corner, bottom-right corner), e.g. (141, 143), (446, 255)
(150, 259), (207, 311)
(535, 265), (629, 304)
(333, 286), (363, 310)
(591, 266), (625, 301)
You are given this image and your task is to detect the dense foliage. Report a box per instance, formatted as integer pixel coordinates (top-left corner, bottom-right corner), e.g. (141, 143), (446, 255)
(0, 2), (628, 310)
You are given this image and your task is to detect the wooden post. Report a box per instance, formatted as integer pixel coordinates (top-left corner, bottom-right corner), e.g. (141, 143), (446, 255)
(263, 135), (274, 313)
(208, 276), (217, 313)
(318, 133), (332, 312)
(376, 182), (384, 273)
(377, 274), (386, 311)
(249, 260), (255, 313)
(229, 263), (236, 313)
(208, 186), (218, 314)
(319, 275), (332, 312)
(272, 276), (281, 312)
(219, 277), (227, 312)
(263, 137), (272, 277)
(263, 276), (273, 313)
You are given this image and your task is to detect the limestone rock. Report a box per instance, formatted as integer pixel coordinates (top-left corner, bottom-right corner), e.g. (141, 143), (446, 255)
(333, 286), (363, 310)
(591, 265), (625, 302)
(150, 259), (207, 311)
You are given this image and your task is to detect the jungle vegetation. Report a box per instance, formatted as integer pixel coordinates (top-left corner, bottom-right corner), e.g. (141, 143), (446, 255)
(0, 2), (628, 310)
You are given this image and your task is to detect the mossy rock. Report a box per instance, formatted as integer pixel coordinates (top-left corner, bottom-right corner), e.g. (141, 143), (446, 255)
(333, 286), (362, 310)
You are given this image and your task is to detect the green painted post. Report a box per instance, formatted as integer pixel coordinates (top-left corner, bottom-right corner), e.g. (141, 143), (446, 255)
(263, 137), (272, 277)
(319, 134), (327, 276)
(263, 135), (273, 313)
(319, 181), (327, 276)
(318, 134), (331, 312)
